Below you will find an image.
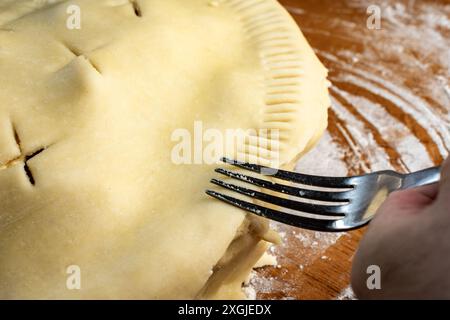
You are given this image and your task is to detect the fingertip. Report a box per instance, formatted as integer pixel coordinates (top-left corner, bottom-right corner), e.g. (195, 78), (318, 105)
(413, 184), (439, 201)
(381, 187), (436, 212)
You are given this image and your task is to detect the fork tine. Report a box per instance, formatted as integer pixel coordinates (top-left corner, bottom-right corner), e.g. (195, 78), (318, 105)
(205, 190), (341, 232)
(222, 158), (355, 189)
(215, 168), (351, 203)
(211, 179), (347, 216)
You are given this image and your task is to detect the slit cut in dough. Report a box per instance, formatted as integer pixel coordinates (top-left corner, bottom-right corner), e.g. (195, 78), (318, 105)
(0, 0), (330, 299)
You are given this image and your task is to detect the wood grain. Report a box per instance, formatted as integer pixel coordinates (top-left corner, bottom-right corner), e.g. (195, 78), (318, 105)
(251, 0), (450, 300)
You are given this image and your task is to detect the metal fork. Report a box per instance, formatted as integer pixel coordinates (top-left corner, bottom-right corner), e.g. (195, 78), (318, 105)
(206, 158), (441, 232)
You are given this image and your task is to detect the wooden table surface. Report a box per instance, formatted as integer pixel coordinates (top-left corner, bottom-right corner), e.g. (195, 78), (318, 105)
(251, 0), (450, 300)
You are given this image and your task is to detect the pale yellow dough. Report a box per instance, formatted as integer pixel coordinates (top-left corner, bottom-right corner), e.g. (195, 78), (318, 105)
(0, 0), (330, 299)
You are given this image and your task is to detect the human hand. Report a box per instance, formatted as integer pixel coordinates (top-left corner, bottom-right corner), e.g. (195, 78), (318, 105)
(351, 157), (450, 299)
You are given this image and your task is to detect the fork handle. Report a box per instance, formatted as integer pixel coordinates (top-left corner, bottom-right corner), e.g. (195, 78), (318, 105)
(401, 166), (441, 189)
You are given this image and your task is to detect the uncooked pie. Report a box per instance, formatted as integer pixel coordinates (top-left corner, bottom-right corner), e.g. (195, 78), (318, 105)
(0, 0), (330, 299)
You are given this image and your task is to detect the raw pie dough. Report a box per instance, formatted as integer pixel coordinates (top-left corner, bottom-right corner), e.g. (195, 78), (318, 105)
(0, 0), (330, 299)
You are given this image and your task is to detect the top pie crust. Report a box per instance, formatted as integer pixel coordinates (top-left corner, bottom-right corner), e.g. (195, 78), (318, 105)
(0, 0), (330, 299)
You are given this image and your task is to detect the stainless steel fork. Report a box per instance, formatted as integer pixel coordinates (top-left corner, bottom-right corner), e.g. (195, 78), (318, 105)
(206, 158), (441, 232)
